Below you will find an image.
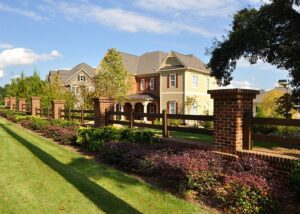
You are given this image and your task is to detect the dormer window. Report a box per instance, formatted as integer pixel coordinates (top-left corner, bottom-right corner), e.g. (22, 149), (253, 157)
(78, 75), (85, 82)
(140, 78), (145, 90)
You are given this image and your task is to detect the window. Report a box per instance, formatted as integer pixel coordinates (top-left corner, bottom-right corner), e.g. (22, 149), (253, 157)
(78, 75), (85, 82)
(169, 101), (177, 114)
(192, 75), (198, 88)
(70, 85), (80, 95)
(169, 74), (176, 87)
(89, 86), (95, 92)
(148, 103), (155, 113)
(206, 78), (210, 90)
(192, 104), (197, 115)
(149, 78), (155, 90)
(140, 78), (145, 90)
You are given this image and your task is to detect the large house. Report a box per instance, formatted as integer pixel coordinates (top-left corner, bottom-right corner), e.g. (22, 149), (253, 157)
(48, 63), (97, 107)
(48, 51), (218, 115)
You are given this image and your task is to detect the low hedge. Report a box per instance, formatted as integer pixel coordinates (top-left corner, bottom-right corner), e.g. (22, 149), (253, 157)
(76, 126), (158, 151)
(99, 142), (276, 213)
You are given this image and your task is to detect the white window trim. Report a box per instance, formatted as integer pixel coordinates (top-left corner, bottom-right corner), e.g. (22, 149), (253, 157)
(192, 104), (197, 115)
(149, 77), (155, 90)
(192, 75), (199, 88)
(169, 101), (176, 114)
(79, 75), (85, 82)
(169, 74), (176, 88)
(140, 78), (145, 90)
(206, 78), (210, 90)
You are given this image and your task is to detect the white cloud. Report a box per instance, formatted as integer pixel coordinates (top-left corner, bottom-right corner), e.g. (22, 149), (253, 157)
(224, 80), (258, 89)
(0, 3), (46, 21)
(44, 1), (215, 37)
(0, 70), (4, 78)
(0, 43), (13, 49)
(134, 0), (240, 17)
(0, 48), (62, 78)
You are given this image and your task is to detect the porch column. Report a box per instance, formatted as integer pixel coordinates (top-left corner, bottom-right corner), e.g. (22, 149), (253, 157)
(143, 102), (149, 122)
(113, 104), (117, 121)
(120, 105), (125, 121)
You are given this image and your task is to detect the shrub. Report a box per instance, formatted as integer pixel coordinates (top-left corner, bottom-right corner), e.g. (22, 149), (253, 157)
(76, 127), (105, 151)
(50, 119), (78, 128)
(43, 126), (76, 144)
(290, 160), (300, 196)
(217, 173), (274, 213)
(30, 117), (50, 131)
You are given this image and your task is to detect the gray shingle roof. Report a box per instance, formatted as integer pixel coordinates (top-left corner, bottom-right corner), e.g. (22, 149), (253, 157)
(48, 63), (96, 84)
(119, 50), (209, 75)
(128, 93), (160, 101)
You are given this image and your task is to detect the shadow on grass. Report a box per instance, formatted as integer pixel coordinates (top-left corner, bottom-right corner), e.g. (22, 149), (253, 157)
(0, 123), (141, 214)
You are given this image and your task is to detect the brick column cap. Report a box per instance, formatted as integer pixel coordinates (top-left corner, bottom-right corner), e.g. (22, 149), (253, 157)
(18, 98), (26, 101)
(208, 88), (260, 100)
(52, 100), (65, 104)
(10, 97), (16, 99)
(31, 96), (41, 100)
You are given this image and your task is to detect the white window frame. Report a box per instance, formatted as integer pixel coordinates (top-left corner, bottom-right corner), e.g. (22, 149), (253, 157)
(192, 75), (199, 88)
(70, 85), (80, 95)
(169, 101), (176, 114)
(206, 78), (210, 90)
(140, 78), (145, 90)
(192, 104), (197, 115)
(149, 77), (155, 90)
(169, 74), (176, 88)
(88, 86), (95, 92)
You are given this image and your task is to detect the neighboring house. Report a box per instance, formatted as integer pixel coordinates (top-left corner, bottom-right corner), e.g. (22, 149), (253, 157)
(48, 63), (97, 107)
(115, 51), (218, 117)
(48, 51), (218, 115)
(253, 80), (291, 116)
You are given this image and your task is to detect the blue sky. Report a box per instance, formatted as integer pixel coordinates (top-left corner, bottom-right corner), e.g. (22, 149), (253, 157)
(0, 0), (289, 89)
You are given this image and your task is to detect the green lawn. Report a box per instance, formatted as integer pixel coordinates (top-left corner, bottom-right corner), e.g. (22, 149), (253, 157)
(0, 118), (211, 214)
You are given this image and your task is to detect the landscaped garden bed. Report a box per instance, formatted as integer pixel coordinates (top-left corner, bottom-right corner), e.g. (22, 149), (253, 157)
(1, 108), (300, 213)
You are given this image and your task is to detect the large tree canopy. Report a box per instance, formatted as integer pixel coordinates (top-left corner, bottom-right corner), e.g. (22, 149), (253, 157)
(208, 0), (300, 88)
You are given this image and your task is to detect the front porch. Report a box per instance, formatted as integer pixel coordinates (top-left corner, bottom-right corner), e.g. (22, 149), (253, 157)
(114, 93), (159, 122)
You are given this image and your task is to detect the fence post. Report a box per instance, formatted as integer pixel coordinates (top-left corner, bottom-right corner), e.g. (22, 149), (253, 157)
(52, 100), (65, 119)
(243, 112), (253, 150)
(162, 110), (169, 138)
(129, 110), (134, 128)
(81, 108), (84, 124)
(105, 109), (108, 126)
(31, 97), (40, 116)
(208, 89), (259, 153)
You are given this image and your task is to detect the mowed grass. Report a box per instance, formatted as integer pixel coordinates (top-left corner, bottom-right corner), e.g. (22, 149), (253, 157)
(0, 118), (210, 214)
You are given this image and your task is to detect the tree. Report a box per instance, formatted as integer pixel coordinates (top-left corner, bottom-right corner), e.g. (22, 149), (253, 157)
(208, 0), (300, 89)
(94, 48), (132, 104)
(256, 90), (284, 118)
(185, 96), (197, 114)
(275, 93), (296, 118)
(41, 73), (76, 109)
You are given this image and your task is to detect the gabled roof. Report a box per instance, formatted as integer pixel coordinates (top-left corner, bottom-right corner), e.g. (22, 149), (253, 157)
(48, 63), (96, 84)
(119, 50), (210, 75)
(120, 51), (168, 75)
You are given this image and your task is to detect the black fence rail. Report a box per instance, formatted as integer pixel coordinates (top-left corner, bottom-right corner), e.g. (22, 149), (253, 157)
(60, 109), (94, 124)
(106, 110), (213, 138)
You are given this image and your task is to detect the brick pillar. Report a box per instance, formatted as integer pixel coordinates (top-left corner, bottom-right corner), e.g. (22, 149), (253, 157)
(18, 98), (26, 112)
(9, 97), (16, 110)
(31, 97), (41, 116)
(208, 89), (259, 153)
(4, 97), (10, 109)
(93, 98), (114, 127)
(52, 100), (65, 119)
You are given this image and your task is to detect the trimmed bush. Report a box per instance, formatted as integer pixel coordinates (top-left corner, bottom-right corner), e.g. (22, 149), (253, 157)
(290, 160), (300, 196)
(99, 142), (276, 213)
